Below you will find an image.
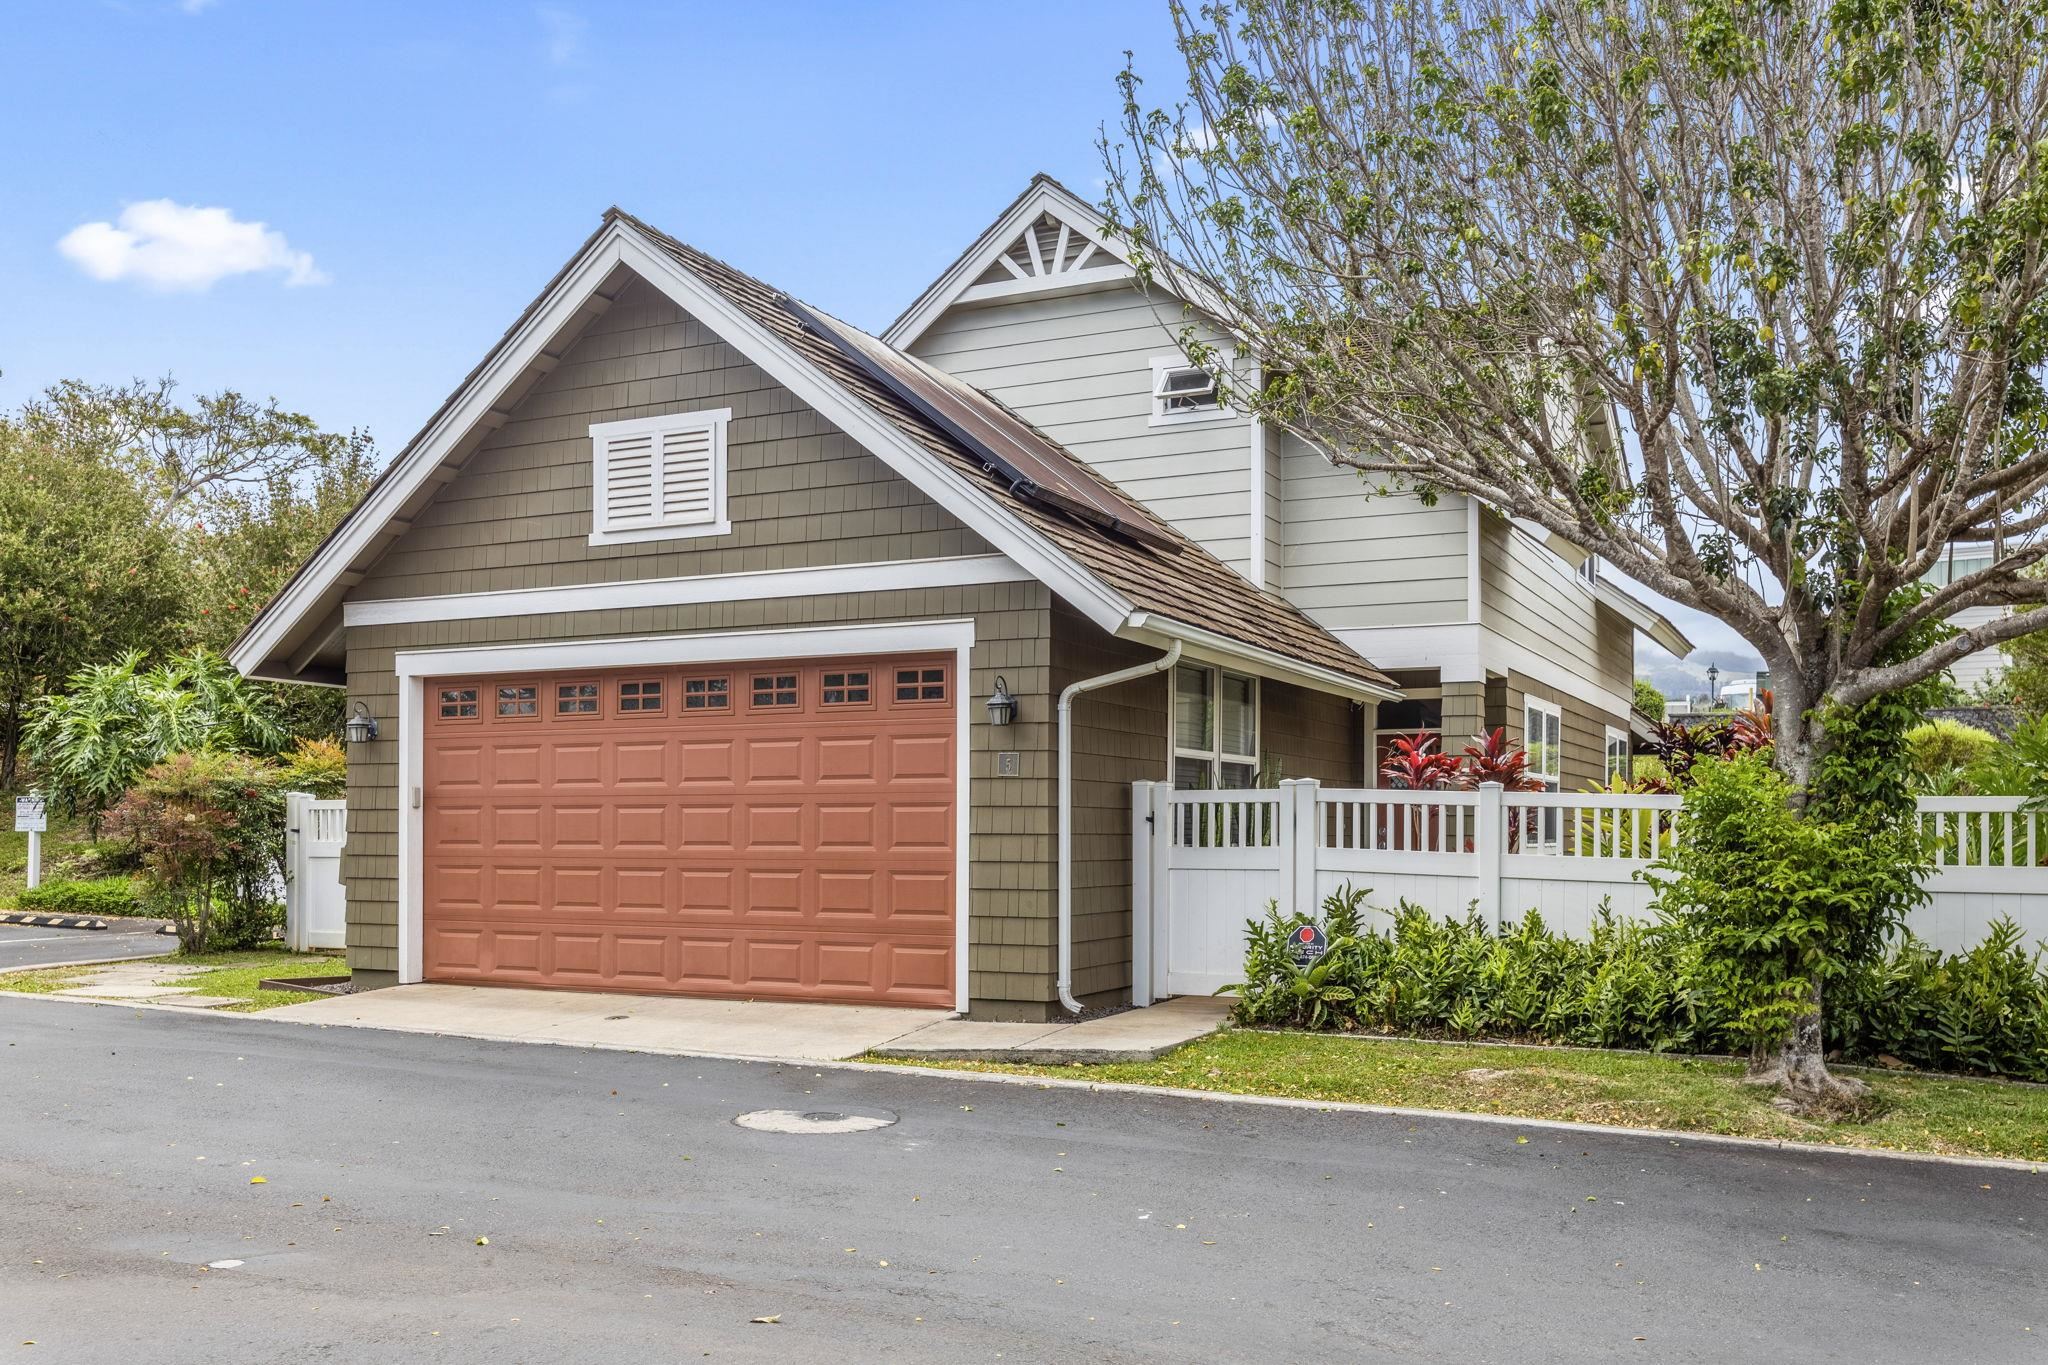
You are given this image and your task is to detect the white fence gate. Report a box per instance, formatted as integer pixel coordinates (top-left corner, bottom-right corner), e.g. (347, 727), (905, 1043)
(1131, 780), (2048, 1003)
(283, 792), (346, 952)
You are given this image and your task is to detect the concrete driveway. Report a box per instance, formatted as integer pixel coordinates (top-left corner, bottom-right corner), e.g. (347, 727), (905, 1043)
(4, 998), (2043, 1363)
(267, 982), (949, 1060)
(0, 921), (169, 971)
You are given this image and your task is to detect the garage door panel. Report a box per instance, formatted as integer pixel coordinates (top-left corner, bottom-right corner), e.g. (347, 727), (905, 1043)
(548, 804), (604, 849)
(741, 737), (804, 784)
(548, 743), (605, 787)
(424, 653), (955, 1005)
(887, 733), (953, 782)
(613, 803), (670, 850)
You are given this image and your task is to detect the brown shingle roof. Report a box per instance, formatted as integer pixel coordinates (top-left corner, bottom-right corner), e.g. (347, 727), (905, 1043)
(611, 208), (1394, 694)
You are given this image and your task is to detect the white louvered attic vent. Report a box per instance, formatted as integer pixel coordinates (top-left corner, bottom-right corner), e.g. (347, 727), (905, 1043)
(588, 408), (733, 546)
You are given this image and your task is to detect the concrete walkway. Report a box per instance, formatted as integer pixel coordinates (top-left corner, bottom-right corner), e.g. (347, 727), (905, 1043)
(34, 958), (242, 1010)
(264, 983), (1231, 1063)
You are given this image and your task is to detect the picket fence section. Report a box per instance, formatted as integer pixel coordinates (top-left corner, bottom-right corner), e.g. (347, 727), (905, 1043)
(283, 792), (347, 952)
(1130, 780), (2048, 1002)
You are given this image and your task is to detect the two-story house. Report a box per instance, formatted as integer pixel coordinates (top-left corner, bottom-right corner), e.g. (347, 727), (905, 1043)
(233, 183), (1685, 1020)
(887, 176), (1692, 795)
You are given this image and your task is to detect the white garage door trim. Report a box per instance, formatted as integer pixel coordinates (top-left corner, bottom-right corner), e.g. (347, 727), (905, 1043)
(392, 617), (976, 1011)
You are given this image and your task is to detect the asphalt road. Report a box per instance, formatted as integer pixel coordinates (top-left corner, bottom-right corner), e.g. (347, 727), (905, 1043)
(3, 999), (2042, 1364)
(0, 922), (168, 971)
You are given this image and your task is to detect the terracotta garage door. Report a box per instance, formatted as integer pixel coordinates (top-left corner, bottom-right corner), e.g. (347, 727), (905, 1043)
(422, 654), (956, 1006)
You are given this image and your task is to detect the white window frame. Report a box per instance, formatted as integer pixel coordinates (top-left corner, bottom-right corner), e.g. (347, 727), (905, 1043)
(1604, 726), (1630, 784)
(1148, 357), (1230, 428)
(1172, 663), (1260, 789)
(588, 407), (733, 546)
(1523, 696), (1564, 849)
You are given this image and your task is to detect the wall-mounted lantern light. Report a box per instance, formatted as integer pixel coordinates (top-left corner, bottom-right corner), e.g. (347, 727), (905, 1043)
(341, 701), (380, 745)
(986, 676), (1017, 728)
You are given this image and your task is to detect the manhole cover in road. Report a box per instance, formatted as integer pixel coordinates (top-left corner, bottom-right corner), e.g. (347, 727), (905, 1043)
(733, 1107), (898, 1134)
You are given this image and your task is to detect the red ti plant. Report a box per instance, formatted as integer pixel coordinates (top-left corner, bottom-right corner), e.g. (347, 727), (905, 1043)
(1455, 728), (1548, 792)
(1379, 732), (1461, 790)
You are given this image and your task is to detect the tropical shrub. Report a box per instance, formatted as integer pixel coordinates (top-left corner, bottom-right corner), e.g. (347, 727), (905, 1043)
(106, 750), (284, 952)
(1226, 885), (2048, 1081)
(13, 875), (141, 917)
(1643, 754), (1927, 1061)
(276, 737), (347, 798)
(24, 649), (289, 835)
(1905, 719), (1999, 786)
(1378, 732), (1461, 790)
(1456, 728), (1546, 792)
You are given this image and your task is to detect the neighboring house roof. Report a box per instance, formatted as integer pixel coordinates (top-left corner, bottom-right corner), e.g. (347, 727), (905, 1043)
(231, 208), (1397, 702)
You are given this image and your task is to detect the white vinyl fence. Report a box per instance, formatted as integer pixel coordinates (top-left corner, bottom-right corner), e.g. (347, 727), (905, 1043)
(1130, 780), (2048, 1002)
(283, 792), (346, 952)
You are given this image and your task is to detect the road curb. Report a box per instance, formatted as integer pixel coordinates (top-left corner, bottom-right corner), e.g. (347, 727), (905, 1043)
(0, 912), (108, 930)
(7, 987), (2041, 1176)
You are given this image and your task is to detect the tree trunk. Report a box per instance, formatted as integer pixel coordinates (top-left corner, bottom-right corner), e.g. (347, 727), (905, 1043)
(1753, 677), (1875, 1117)
(1744, 978), (1873, 1116)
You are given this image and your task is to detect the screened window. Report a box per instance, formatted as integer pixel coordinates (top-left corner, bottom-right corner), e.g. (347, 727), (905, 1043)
(682, 677), (730, 710)
(437, 686), (479, 720)
(751, 674), (799, 708)
(894, 667), (947, 703)
(821, 670), (871, 705)
(1173, 664), (1258, 789)
(618, 679), (664, 713)
(555, 683), (599, 715)
(495, 685), (538, 717)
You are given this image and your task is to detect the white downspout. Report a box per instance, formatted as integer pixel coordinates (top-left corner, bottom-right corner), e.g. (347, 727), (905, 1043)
(1057, 640), (1183, 1014)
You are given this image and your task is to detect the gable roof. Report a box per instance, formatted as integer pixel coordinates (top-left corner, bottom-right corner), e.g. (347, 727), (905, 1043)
(232, 209), (1397, 702)
(884, 174), (1151, 351)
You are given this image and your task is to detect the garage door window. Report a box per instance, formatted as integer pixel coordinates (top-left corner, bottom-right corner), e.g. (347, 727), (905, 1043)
(556, 682), (600, 715)
(682, 676), (730, 711)
(495, 685), (538, 718)
(618, 679), (664, 713)
(821, 669), (871, 706)
(895, 666), (947, 703)
(437, 686), (480, 720)
(751, 673), (799, 708)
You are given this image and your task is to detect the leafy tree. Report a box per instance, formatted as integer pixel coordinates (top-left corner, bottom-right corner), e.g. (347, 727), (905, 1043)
(1632, 680), (1666, 722)
(1105, 0), (2048, 1110)
(23, 649), (289, 836)
(109, 750), (284, 953)
(0, 424), (187, 787)
(1904, 718), (1999, 786)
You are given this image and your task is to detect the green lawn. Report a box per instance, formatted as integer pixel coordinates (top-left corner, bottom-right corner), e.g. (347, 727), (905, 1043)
(0, 945), (342, 1012)
(886, 1028), (2048, 1164)
(0, 813), (97, 906)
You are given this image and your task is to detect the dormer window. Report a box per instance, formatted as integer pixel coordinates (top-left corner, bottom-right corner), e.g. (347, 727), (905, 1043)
(1149, 358), (1224, 426)
(587, 408), (733, 546)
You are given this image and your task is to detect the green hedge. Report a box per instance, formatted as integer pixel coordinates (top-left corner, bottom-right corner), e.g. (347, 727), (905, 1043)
(1232, 885), (2048, 1082)
(13, 876), (143, 919)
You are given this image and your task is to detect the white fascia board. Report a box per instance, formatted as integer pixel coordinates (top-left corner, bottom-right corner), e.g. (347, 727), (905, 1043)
(612, 231), (1132, 636)
(1333, 622), (1486, 684)
(1593, 574), (1694, 656)
(1123, 612), (1401, 704)
(230, 233), (636, 679)
(345, 554), (1031, 629)
(393, 616), (978, 680)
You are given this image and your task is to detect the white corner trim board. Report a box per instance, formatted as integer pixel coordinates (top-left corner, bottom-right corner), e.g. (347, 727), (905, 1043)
(390, 617), (977, 1011)
(343, 554), (1031, 629)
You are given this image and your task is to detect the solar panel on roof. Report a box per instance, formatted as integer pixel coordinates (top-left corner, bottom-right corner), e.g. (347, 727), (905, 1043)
(781, 299), (1180, 554)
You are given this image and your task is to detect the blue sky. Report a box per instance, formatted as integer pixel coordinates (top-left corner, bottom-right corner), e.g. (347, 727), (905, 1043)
(2, 0), (1749, 689)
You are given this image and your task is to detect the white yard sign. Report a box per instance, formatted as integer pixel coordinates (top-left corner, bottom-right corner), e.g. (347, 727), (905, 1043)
(14, 794), (47, 833)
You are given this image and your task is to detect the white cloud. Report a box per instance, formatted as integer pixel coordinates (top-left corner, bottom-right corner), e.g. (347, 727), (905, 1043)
(536, 5), (585, 66)
(57, 201), (326, 291)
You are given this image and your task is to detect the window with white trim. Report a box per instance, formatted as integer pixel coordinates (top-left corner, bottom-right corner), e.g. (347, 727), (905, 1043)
(1524, 697), (1563, 848)
(1174, 663), (1258, 789)
(1604, 727), (1630, 784)
(588, 408), (733, 546)
(1148, 358), (1224, 426)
